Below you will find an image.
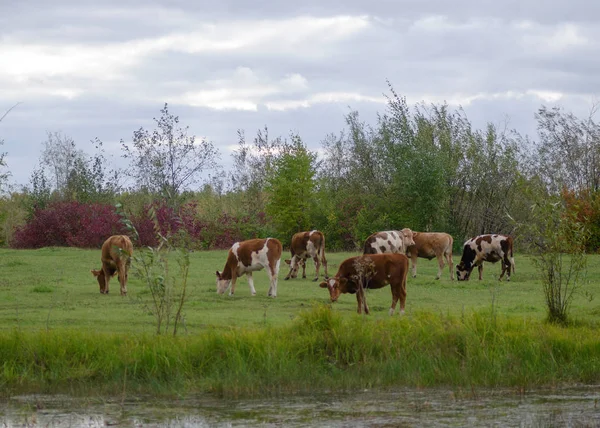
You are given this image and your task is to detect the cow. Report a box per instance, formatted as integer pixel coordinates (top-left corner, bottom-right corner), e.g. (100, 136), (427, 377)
(406, 232), (454, 280)
(284, 230), (328, 281)
(91, 235), (133, 296)
(456, 234), (515, 281)
(216, 238), (282, 297)
(363, 228), (415, 256)
(319, 253), (409, 315)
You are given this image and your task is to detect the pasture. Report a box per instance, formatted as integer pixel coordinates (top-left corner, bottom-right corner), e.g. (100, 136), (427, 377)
(1, 247), (600, 397)
(0, 247), (599, 333)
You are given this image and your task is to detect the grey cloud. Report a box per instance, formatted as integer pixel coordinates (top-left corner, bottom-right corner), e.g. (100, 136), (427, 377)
(2, 0), (599, 187)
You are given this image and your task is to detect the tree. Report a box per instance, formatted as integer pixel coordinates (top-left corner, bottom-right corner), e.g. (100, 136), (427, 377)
(516, 197), (589, 325)
(39, 131), (83, 195)
(121, 103), (219, 206)
(265, 135), (318, 242)
(65, 138), (123, 203)
(0, 103), (18, 193)
(534, 104), (600, 194)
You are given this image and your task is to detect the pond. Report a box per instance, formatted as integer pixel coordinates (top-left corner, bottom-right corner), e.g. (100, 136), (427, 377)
(1, 386), (599, 427)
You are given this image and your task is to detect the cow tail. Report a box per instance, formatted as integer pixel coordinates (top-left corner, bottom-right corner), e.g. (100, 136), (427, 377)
(510, 243), (515, 274)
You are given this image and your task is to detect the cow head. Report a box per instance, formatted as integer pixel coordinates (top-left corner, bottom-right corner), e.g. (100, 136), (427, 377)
(319, 277), (346, 302)
(215, 271), (231, 294)
(401, 228), (416, 249)
(455, 262), (473, 281)
(91, 269), (106, 294)
(285, 257), (306, 278)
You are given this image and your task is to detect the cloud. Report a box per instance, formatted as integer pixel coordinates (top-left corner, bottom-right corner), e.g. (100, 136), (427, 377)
(2, 1), (600, 187)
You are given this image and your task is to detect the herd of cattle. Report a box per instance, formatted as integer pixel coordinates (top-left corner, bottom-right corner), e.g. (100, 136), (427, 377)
(92, 229), (515, 315)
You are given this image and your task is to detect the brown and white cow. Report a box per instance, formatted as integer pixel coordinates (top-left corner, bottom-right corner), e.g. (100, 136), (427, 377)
(319, 253), (409, 315)
(456, 234), (515, 281)
(91, 235), (133, 296)
(363, 228), (415, 255)
(406, 232), (454, 280)
(216, 238), (282, 297)
(284, 230), (328, 281)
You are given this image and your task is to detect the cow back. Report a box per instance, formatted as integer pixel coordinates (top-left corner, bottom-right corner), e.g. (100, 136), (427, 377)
(337, 253), (408, 292)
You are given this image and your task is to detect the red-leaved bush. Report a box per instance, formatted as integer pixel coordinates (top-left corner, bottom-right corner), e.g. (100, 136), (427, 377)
(10, 201), (266, 250)
(11, 201), (127, 249)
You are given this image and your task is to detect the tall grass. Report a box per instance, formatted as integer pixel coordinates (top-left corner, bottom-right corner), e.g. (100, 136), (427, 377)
(1, 305), (599, 398)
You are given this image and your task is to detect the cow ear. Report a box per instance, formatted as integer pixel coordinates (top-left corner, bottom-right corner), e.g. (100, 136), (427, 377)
(91, 269), (100, 277)
(285, 259), (291, 265)
(215, 270), (221, 278)
(319, 281), (328, 288)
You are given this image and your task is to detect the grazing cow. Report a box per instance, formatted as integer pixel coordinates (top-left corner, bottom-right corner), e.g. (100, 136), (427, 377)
(363, 228), (415, 256)
(319, 253), (409, 315)
(284, 230), (328, 281)
(216, 238), (282, 297)
(456, 234), (515, 281)
(91, 235), (133, 296)
(406, 232), (454, 280)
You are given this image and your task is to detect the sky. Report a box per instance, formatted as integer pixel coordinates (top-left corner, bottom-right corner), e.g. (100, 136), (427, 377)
(1, 0), (599, 188)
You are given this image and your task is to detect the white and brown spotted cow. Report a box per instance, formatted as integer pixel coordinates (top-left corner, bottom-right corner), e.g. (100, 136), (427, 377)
(319, 253), (409, 315)
(406, 232), (454, 280)
(216, 238), (282, 297)
(363, 229), (415, 256)
(91, 235), (133, 296)
(456, 234), (515, 281)
(284, 230), (328, 281)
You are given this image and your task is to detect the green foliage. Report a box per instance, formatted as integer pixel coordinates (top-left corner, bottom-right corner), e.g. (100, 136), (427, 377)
(517, 197), (589, 325)
(129, 207), (191, 336)
(265, 135), (318, 243)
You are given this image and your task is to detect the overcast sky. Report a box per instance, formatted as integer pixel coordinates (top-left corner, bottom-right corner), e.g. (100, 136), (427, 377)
(1, 0), (599, 188)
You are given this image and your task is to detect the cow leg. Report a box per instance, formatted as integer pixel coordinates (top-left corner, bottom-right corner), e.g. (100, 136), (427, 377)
(229, 274), (238, 296)
(322, 253), (328, 279)
(389, 282), (407, 316)
(446, 251), (454, 280)
(411, 253), (418, 278)
(117, 261), (128, 296)
(312, 255), (320, 281)
(499, 258), (511, 281)
(301, 256), (307, 279)
(436, 255), (445, 280)
(245, 272), (257, 295)
(102, 266), (111, 294)
(356, 293), (362, 314)
(499, 263), (506, 281)
(268, 260), (280, 298)
(478, 264), (484, 280)
(284, 256), (296, 280)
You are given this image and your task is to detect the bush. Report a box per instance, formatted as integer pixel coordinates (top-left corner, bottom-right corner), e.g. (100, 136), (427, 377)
(10, 200), (264, 250)
(11, 201), (126, 248)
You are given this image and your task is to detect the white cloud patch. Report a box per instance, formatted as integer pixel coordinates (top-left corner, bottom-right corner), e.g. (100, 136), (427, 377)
(266, 92), (386, 111)
(403, 90), (565, 107)
(172, 67), (311, 111)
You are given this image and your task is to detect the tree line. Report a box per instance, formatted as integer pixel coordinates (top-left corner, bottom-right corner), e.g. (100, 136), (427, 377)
(1, 84), (599, 251)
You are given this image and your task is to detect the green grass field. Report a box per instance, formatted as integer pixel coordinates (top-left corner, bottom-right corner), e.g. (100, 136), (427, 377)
(1, 247), (599, 397)
(0, 247), (598, 333)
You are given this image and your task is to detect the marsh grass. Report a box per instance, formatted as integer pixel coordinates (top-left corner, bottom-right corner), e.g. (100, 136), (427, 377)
(1, 305), (599, 397)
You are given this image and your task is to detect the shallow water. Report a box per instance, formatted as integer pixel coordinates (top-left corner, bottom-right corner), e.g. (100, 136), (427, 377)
(1, 386), (599, 427)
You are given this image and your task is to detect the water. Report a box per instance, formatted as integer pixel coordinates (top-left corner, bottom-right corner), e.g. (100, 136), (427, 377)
(1, 386), (599, 427)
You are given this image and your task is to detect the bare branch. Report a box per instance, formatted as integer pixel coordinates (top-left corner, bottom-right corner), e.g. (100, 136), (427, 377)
(0, 102), (22, 123)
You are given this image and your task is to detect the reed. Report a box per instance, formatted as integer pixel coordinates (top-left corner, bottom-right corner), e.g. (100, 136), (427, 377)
(1, 305), (599, 397)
